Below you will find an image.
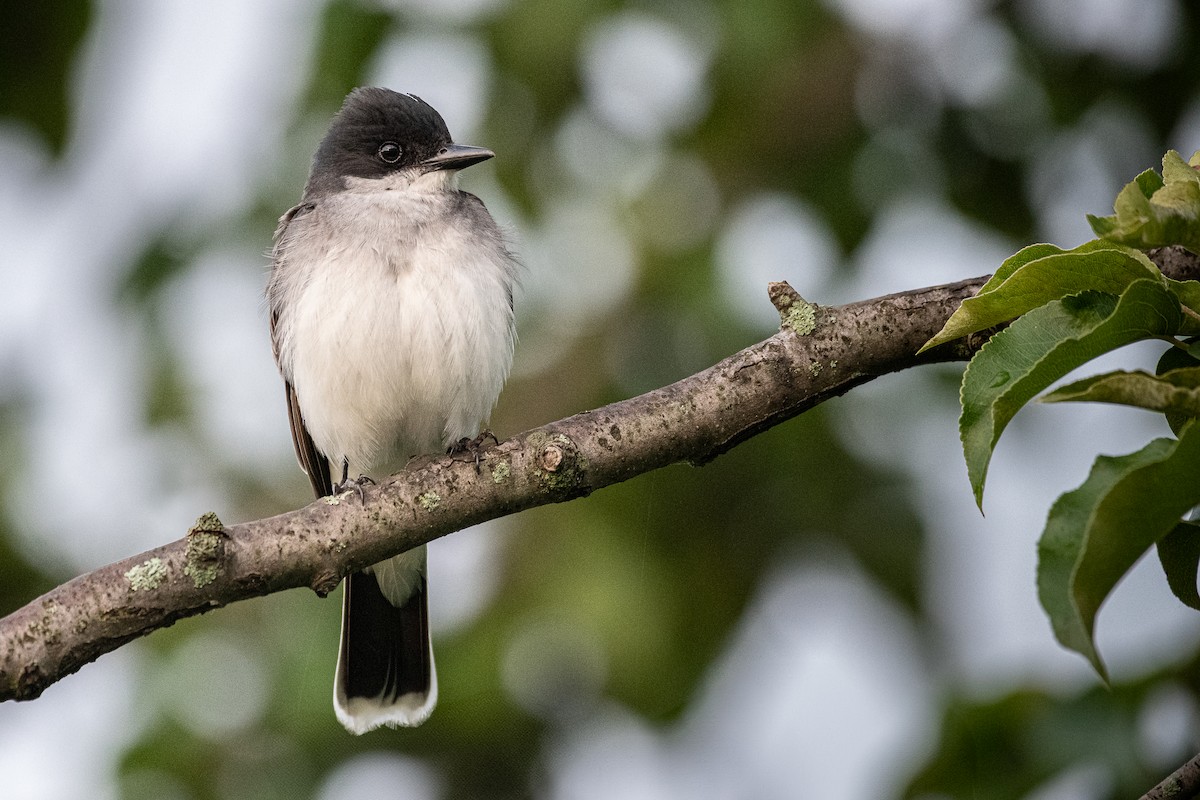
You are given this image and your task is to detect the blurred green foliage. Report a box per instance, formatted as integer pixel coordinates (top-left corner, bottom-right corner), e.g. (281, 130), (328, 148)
(906, 650), (1200, 799)
(0, 0), (90, 155)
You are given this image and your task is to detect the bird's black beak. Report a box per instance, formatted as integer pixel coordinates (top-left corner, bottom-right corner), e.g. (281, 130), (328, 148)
(422, 144), (495, 172)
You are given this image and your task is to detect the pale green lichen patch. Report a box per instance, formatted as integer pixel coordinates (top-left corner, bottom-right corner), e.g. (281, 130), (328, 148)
(323, 495), (341, 505)
(191, 511), (224, 533)
(184, 529), (225, 589)
(417, 491), (441, 510)
(491, 460), (511, 484)
(126, 557), (169, 591)
(782, 301), (817, 335)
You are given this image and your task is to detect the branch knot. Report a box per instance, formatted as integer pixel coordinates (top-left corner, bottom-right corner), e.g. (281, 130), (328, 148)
(768, 281), (818, 335)
(530, 432), (589, 499)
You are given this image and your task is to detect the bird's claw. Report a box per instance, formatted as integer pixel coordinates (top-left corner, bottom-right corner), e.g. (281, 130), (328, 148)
(449, 429), (500, 472)
(334, 474), (375, 505)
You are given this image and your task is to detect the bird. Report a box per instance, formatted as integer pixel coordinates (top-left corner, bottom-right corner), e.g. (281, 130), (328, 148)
(266, 87), (517, 733)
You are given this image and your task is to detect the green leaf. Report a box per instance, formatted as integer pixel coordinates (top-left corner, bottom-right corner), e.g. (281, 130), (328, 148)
(1157, 521), (1200, 611)
(1084, 214), (1117, 237)
(921, 241), (1162, 352)
(972, 243), (1067, 295)
(1163, 148), (1200, 183)
(1040, 366), (1200, 416)
(1037, 424), (1200, 678)
(1085, 167), (1164, 234)
(1156, 339), (1200, 434)
(961, 279), (1183, 507)
(1088, 150), (1200, 254)
(1134, 166), (1167, 198)
(1166, 279), (1200, 332)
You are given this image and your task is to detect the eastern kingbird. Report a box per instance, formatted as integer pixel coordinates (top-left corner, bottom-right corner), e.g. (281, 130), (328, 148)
(267, 87), (517, 733)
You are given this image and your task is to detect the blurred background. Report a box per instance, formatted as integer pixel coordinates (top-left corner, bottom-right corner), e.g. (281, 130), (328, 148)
(2, 0), (1200, 798)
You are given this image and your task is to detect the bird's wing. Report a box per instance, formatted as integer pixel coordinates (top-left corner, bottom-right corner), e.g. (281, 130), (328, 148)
(269, 202), (333, 499)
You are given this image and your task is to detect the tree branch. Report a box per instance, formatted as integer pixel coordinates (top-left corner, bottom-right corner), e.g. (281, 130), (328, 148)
(1140, 750), (1200, 800)
(3, 247), (1198, 703)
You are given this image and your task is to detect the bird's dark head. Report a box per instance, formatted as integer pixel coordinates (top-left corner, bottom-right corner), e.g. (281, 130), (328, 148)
(304, 87), (494, 196)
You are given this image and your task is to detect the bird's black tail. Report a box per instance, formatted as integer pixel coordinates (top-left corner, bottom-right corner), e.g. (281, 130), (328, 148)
(333, 569), (436, 733)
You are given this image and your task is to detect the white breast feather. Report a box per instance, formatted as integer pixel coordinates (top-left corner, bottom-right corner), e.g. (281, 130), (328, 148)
(276, 174), (515, 474)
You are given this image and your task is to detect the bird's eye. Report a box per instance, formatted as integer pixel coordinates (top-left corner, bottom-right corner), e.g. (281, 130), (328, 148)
(378, 142), (402, 163)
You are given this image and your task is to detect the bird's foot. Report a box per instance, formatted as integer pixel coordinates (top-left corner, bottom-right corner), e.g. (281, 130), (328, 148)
(334, 474), (375, 505)
(449, 430), (500, 472)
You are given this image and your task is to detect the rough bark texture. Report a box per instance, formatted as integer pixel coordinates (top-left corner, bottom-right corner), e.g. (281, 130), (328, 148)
(1141, 750), (1200, 800)
(2, 247), (1198, 703)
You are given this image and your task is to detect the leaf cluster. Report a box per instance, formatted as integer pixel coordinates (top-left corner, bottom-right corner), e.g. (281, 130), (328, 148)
(922, 151), (1200, 678)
